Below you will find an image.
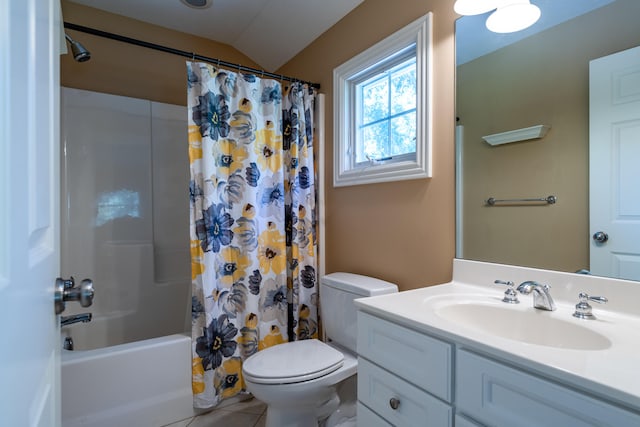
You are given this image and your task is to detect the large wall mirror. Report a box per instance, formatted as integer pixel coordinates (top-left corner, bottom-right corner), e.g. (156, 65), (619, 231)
(456, 0), (640, 281)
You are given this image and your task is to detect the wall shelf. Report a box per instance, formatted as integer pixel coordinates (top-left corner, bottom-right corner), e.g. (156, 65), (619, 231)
(482, 124), (550, 146)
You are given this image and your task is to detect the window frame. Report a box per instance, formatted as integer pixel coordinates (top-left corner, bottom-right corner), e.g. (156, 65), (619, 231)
(333, 13), (433, 187)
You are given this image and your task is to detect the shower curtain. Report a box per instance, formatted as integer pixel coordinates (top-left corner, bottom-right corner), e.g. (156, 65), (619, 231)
(187, 61), (319, 408)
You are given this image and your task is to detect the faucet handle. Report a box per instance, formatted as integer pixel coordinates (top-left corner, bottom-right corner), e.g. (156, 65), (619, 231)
(573, 292), (608, 320)
(494, 280), (519, 304)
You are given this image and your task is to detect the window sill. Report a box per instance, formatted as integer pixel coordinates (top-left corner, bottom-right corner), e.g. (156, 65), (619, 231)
(333, 159), (430, 187)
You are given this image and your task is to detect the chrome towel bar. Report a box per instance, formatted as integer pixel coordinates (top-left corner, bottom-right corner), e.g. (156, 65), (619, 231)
(485, 195), (556, 206)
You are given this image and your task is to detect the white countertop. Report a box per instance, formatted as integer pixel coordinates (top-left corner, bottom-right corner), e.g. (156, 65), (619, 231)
(354, 259), (640, 410)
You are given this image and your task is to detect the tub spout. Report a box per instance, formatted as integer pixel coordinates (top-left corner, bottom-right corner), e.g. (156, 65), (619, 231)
(61, 312), (92, 327)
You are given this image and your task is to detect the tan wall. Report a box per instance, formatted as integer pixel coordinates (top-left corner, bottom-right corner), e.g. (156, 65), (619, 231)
(61, 1), (261, 106)
(279, 0), (457, 290)
(62, 0), (457, 291)
(457, 0), (640, 273)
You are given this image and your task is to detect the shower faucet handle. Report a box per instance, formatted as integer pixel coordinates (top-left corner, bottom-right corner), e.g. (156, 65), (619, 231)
(62, 276), (75, 289)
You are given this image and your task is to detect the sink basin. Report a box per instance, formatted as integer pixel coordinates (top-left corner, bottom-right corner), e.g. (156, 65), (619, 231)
(435, 302), (612, 350)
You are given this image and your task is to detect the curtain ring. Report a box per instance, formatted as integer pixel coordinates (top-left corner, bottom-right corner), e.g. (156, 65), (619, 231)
(217, 58), (220, 68)
(191, 52), (195, 61)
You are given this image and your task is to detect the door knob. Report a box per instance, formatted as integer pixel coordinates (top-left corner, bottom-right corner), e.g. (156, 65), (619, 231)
(592, 231), (609, 243)
(54, 277), (95, 314)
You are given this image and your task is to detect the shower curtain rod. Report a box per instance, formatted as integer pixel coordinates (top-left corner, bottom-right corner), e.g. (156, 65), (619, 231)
(63, 22), (320, 89)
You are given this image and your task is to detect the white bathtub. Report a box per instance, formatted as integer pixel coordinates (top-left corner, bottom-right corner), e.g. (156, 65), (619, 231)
(61, 334), (195, 427)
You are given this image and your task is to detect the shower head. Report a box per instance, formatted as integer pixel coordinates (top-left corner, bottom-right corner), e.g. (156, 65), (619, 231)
(65, 34), (91, 62)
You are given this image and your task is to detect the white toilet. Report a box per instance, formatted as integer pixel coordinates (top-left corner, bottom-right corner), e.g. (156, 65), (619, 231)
(242, 272), (398, 427)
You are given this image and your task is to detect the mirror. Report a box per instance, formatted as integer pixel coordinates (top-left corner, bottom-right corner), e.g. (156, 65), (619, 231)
(455, 0), (640, 280)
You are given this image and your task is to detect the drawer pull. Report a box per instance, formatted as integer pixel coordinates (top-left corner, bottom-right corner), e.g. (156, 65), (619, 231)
(389, 397), (400, 410)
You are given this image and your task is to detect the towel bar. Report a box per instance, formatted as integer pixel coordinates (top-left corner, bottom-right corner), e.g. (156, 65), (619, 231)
(485, 195), (556, 206)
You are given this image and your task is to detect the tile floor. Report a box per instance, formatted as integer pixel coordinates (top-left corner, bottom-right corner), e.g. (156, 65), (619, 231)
(164, 397), (267, 427)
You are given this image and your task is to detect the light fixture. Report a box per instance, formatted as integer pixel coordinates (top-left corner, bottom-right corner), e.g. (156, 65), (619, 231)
(454, 0), (541, 34)
(454, 0), (497, 16)
(486, 0), (541, 33)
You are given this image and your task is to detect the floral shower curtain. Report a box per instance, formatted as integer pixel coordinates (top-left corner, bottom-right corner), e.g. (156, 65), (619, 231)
(187, 61), (319, 408)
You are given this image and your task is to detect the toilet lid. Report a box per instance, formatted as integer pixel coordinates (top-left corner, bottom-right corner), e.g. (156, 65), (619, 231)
(243, 339), (344, 385)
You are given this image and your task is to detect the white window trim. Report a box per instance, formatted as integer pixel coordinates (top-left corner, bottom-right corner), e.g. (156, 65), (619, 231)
(333, 13), (433, 187)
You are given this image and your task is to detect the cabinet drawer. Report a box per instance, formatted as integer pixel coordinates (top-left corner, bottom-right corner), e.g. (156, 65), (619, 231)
(358, 357), (452, 427)
(357, 402), (392, 427)
(456, 350), (640, 427)
(357, 311), (452, 402)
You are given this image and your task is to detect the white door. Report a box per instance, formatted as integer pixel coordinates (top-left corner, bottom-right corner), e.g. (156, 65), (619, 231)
(0, 0), (62, 426)
(590, 45), (640, 280)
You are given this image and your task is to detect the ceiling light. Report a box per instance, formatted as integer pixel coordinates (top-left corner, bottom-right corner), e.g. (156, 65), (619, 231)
(180, 0), (212, 9)
(454, 0), (498, 16)
(486, 0), (541, 33)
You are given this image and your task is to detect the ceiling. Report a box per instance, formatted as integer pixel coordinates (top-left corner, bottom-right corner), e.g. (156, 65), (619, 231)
(68, 0), (364, 71)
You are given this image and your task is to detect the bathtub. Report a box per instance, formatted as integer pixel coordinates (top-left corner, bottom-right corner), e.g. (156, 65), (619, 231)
(61, 334), (195, 427)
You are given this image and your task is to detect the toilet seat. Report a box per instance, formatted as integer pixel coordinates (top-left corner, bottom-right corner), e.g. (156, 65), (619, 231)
(243, 339), (344, 385)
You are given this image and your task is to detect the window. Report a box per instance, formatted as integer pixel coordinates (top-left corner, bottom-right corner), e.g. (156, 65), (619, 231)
(333, 13), (432, 187)
(356, 53), (416, 165)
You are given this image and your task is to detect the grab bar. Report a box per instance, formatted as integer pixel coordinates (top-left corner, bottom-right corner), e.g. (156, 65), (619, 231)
(485, 195), (556, 206)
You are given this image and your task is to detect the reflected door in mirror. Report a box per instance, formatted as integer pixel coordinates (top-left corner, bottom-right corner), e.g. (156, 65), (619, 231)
(589, 45), (640, 281)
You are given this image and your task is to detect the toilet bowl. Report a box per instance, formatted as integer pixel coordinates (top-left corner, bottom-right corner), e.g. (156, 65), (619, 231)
(242, 273), (398, 427)
(244, 340), (357, 427)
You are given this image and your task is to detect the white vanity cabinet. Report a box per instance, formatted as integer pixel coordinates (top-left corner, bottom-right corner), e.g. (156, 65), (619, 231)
(356, 309), (640, 427)
(356, 311), (453, 426)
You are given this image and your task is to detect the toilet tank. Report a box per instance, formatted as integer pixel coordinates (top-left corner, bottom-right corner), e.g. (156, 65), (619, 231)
(320, 273), (398, 353)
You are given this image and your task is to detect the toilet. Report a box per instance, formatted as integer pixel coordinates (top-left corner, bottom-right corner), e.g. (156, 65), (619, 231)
(242, 272), (398, 427)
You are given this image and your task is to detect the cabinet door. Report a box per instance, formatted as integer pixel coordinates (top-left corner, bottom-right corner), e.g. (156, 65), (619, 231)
(357, 311), (452, 402)
(457, 350), (640, 427)
(358, 357), (452, 426)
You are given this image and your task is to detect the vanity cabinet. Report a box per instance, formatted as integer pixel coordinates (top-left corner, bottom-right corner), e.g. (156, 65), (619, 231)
(357, 311), (453, 426)
(357, 310), (640, 427)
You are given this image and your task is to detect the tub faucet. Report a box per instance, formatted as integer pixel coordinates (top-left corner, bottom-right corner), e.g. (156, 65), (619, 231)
(61, 312), (92, 327)
(516, 281), (556, 311)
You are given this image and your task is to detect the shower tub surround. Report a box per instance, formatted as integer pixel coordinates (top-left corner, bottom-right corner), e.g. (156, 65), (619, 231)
(61, 87), (191, 350)
(60, 88), (192, 426)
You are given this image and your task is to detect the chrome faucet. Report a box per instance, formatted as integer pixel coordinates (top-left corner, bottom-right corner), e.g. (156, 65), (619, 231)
(516, 281), (556, 311)
(61, 312), (92, 327)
